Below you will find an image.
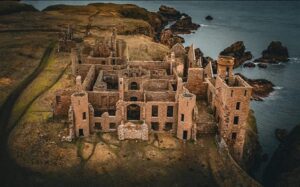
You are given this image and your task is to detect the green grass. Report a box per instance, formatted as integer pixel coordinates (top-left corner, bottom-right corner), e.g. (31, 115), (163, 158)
(8, 44), (69, 128)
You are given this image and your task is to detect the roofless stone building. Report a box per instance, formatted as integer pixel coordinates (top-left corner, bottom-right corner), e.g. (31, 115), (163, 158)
(53, 30), (252, 161)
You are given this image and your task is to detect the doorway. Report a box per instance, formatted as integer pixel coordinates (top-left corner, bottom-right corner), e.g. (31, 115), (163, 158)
(127, 104), (140, 120)
(79, 129), (84, 136)
(183, 130), (188, 140)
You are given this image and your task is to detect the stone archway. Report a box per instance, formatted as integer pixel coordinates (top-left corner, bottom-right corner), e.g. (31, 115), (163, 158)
(127, 104), (140, 120)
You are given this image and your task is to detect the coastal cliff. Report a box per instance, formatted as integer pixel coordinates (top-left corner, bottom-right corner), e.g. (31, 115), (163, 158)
(0, 2), (260, 187)
(263, 125), (300, 187)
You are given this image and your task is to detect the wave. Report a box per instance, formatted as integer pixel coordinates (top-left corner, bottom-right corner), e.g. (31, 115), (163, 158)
(289, 57), (300, 61)
(200, 24), (209, 27)
(288, 57), (300, 64)
(271, 62), (285, 66)
(273, 86), (283, 90)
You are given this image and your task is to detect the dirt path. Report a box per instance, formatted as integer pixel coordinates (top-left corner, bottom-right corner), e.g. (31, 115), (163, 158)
(0, 43), (57, 187)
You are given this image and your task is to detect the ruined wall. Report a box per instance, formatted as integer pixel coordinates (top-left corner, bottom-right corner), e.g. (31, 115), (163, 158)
(185, 68), (207, 98)
(118, 121), (148, 141)
(144, 101), (177, 133)
(128, 61), (169, 70)
(143, 79), (170, 91)
(91, 112), (118, 133)
(53, 89), (73, 117)
(145, 91), (176, 102)
(75, 64), (92, 80)
(124, 91), (144, 102)
(82, 65), (96, 91)
(88, 91), (119, 109)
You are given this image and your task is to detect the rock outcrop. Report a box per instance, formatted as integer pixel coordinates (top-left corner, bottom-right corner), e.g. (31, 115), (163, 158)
(220, 41), (252, 68)
(205, 15), (213, 21)
(170, 15), (200, 34)
(275, 128), (288, 142)
(255, 41), (289, 63)
(236, 73), (274, 99)
(243, 62), (256, 68)
(160, 29), (185, 48)
(258, 63), (267, 68)
(263, 125), (300, 187)
(157, 5), (182, 21)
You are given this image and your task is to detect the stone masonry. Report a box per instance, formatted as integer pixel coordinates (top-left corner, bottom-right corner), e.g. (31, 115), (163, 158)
(53, 30), (252, 162)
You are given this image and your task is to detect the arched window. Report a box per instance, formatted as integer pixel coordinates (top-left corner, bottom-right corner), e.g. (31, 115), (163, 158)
(129, 82), (139, 90)
(127, 104), (140, 120)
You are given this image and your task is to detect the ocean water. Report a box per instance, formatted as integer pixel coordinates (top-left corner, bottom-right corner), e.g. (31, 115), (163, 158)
(23, 0), (300, 179)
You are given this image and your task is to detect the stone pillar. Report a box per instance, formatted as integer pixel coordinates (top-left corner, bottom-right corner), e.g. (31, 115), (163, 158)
(118, 121), (125, 140)
(76, 76), (82, 91)
(141, 121), (149, 141)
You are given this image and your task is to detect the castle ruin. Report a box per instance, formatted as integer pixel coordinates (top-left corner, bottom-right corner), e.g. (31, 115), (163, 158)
(54, 29), (252, 161)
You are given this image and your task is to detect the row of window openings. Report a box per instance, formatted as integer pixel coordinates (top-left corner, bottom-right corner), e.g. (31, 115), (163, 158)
(94, 122), (116, 130)
(231, 90), (248, 97)
(152, 106), (173, 117)
(217, 116), (239, 125)
(151, 122), (173, 131)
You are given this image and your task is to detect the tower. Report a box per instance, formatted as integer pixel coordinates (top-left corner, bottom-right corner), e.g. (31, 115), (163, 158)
(71, 91), (90, 137)
(177, 90), (196, 140)
(217, 55), (235, 83)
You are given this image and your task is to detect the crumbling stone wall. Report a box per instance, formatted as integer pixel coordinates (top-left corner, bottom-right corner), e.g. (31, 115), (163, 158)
(118, 121), (148, 141)
(185, 68), (207, 97)
(145, 101), (177, 133)
(82, 65), (96, 91)
(53, 89), (73, 117)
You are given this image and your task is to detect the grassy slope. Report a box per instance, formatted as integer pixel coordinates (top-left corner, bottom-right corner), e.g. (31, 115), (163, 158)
(0, 32), (56, 108)
(0, 1), (37, 15)
(2, 2), (260, 186)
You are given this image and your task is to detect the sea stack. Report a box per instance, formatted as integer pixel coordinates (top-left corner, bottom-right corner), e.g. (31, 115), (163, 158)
(255, 41), (289, 63)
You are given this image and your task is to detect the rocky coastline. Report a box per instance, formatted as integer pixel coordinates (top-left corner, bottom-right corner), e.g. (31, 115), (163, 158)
(0, 2), (264, 187)
(263, 125), (300, 187)
(156, 5), (200, 47)
(236, 73), (274, 100)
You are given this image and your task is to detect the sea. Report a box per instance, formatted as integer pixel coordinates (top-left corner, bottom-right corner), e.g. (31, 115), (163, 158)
(23, 0), (300, 180)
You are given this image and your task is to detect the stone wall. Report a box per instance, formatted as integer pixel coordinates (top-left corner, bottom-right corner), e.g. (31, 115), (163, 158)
(144, 101), (177, 133)
(214, 76), (252, 160)
(53, 89), (73, 117)
(118, 121), (148, 141)
(88, 91), (119, 109)
(82, 65), (96, 91)
(186, 68), (207, 97)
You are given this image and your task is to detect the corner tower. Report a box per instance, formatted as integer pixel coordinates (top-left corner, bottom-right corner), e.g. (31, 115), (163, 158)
(71, 91), (90, 137)
(177, 90), (196, 140)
